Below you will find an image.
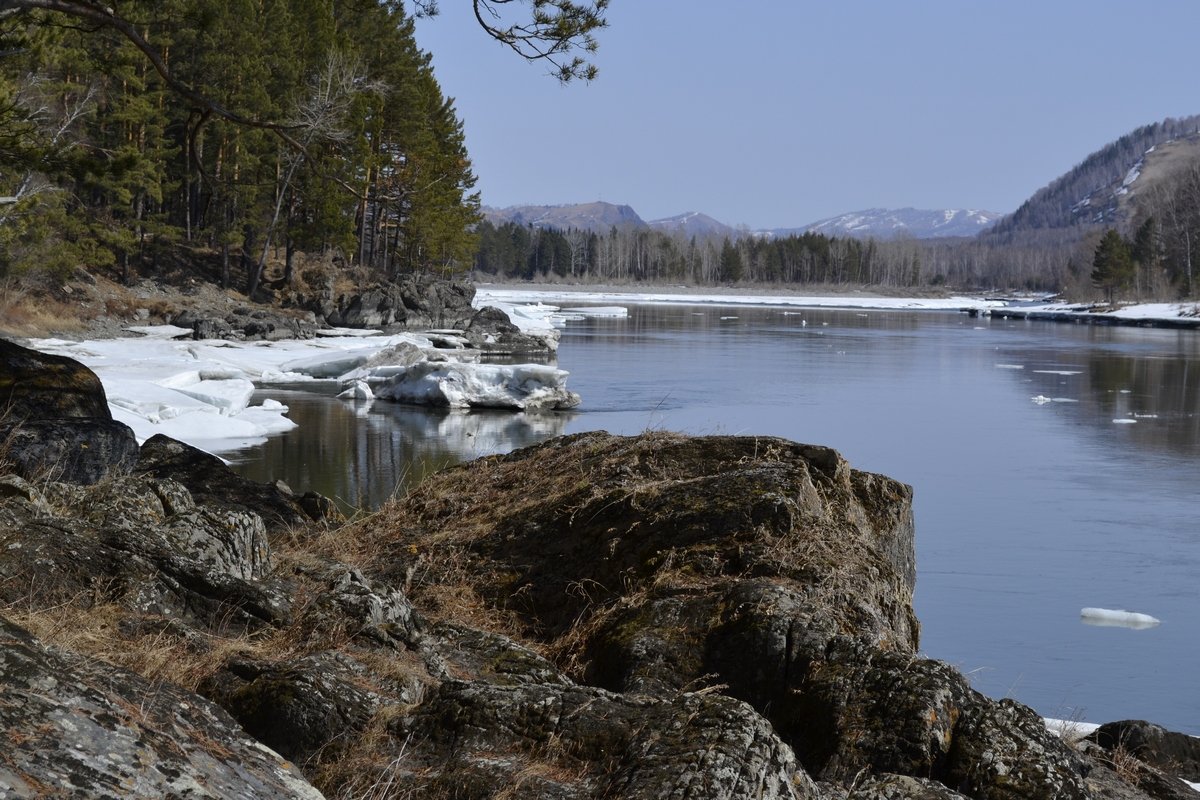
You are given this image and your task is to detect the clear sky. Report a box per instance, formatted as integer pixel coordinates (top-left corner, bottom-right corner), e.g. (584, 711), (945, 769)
(413, 2), (1200, 229)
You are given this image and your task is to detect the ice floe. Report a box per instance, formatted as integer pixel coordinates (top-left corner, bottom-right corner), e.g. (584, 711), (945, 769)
(1080, 607), (1161, 629)
(476, 287), (1005, 314)
(375, 362), (580, 411)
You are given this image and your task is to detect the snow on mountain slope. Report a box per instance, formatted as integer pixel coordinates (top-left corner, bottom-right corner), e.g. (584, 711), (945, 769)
(775, 207), (1001, 240)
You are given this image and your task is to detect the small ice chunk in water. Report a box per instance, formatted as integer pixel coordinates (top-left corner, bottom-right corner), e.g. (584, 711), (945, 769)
(337, 379), (375, 401)
(1080, 607), (1160, 629)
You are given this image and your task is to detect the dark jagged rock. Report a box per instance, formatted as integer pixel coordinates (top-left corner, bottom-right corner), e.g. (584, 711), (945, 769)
(200, 651), (387, 766)
(0, 337), (138, 484)
(0, 615), (323, 800)
(0, 337), (112, 419)
(401, 680), (819, 800)
(0, 473), (290, 632)
(137, 434), (338, 531)
(1, 418), (139, 485)
(320, 276), (478, 332)
(173, 307), (320, 341)
(1087, 721), (1200, 781)
(821, 773), (972, 799)
(466, 304), (558, 353)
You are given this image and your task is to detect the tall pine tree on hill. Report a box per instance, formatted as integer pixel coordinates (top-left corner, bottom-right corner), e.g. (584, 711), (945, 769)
(0, 0), (483, 287)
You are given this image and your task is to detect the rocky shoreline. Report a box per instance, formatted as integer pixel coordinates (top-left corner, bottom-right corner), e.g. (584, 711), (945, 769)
(3, 338), (1199, 799)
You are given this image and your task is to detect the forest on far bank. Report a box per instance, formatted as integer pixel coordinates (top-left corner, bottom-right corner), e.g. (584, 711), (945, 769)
(472, 220), (1098, 298)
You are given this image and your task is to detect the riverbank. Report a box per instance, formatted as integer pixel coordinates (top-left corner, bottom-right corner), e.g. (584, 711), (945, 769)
(477, 284), (1200, 329)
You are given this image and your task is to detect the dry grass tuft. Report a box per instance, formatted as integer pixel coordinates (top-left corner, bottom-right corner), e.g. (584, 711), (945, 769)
(0, 289), (90, 337)
(2, 593), (309, 692)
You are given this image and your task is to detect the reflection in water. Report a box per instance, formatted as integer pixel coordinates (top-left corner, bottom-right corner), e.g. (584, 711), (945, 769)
(230, 386), (571, 510)
(994, 325), (1200, 456)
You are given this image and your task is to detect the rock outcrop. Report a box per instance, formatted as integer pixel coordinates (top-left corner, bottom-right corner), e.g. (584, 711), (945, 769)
(0, 337), (138, 484)
(173, 306), (320, 341)
(0, 615), (322, 800)
(316, 276), (477, 331)
(1, 350), (1193, 800)
(301, 276), (556, 352)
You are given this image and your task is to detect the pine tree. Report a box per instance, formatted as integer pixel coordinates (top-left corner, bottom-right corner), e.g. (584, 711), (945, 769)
(1092, 229), (1134, 303)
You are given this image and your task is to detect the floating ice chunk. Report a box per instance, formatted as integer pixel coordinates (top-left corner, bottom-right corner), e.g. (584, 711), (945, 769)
(376, 362), (580, 411)
(1033, 369), (1082, 376)
(1112, 418), (1137, 424)
(1031, 395), (1052, 405)
(336, 342), (432, 384)
(560, 306), (628, 318)
(337, 379), (375, 401)
(720, 316), (738, 320)
(1080, 607), (1161, 629)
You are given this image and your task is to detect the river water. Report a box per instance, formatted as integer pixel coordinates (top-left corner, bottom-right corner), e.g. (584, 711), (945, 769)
(233, 303), (1200, 733)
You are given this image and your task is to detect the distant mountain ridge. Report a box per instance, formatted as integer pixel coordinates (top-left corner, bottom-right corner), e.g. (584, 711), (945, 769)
(483, 201), (1000, 240)
(762, 208), (1001, 240)
(481, 202), (645, 232)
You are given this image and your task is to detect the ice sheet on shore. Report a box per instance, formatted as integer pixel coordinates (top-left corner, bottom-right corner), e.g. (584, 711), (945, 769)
(1080, 607), (1161, 629)
(476, 288), (1200, 327)
(28, 329), (577, 454)
(994, 300), (1200, 324)
(475, 287), (1006, 314)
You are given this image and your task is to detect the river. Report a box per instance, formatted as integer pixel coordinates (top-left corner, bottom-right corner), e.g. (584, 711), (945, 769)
(233, 302), (1200, 733)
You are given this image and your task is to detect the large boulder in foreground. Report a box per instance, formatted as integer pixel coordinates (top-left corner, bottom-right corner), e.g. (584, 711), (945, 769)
(0, 337), (137, 484)
(369, 432), (1093, 799)
(387, 432), (920, 689)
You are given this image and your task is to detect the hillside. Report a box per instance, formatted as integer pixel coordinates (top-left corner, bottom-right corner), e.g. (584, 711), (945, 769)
(647, 211), (738, 238)
(987, 114), (1200, 238)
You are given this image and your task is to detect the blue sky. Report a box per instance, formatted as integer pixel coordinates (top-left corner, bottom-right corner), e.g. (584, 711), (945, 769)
(413, 2), (1200, 229)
